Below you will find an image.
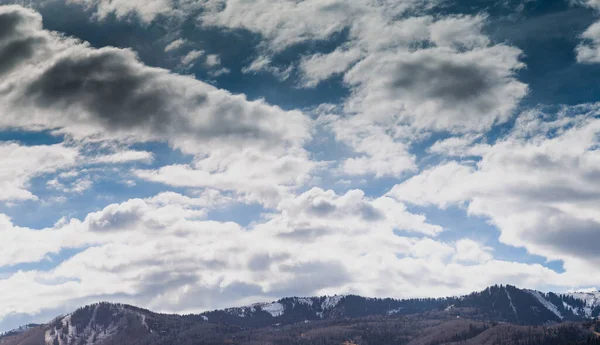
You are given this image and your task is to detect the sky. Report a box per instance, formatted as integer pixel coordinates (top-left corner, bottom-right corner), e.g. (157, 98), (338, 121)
(1, 0), (600, 332)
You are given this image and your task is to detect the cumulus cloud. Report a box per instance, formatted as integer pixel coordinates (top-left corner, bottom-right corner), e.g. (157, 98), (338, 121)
(388, 105), (600, 272)
(328, 117), (417, 177)
(135, 147), (317, 207)
(0, 188), (564, 322)
(198, 2), (526, 132)
(194, 2), (527, 177)
(0, 5), (315, 203)
(344, 45), (526, 133)
(453, 239), (494, 264)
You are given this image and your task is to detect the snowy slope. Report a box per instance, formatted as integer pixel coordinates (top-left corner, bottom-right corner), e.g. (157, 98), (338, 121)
(563, 291), (600, 318)
(222, 295), (346, 319)
(527, 290), (563, 320)
(43, 303), (151, 345)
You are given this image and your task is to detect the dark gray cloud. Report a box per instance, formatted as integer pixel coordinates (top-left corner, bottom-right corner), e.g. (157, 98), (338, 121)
(277, 227), (332, 241)
(0, 5), (310, 152)
(359, 203), (385, 221)
(344, 46), (526, 132)
(0, 6), (48, 76)
(24, 49), (187, 133)
(390, 58), (494, 104)
(0, 36), (47, 75)
(0, 6), (38, 41)
(306, 200), (337, 216)
(524, 211), (600, 261)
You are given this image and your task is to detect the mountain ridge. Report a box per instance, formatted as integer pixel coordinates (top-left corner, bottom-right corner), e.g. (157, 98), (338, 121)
(2, 284), (600, 345)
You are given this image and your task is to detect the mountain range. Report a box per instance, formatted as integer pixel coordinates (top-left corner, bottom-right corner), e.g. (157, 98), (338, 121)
(2, 284), (600, 345)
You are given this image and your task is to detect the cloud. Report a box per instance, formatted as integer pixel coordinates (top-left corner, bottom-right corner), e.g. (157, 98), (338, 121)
(89, 150), (154, 164)
(574, 0), (600, 63)
(67, 0), (176, 23)
(576, 21), (600, 63)
(299, 47), (363, 88)
(197, 2), (526, 132)
(241, 55), (293, 80)
(270, 187), (443, 237)
(453, 239), (494, 264)
(180, 49), (204, 66)
(0, 5), (315, 203)
(329, 116), (417, 177)
(199, 3), (526, 177)
(388, 105), (600, 273)
(0, 188), (564, 322)
(429, 134), (482, 157)
(199, 0), (367, 52)
(343, 44), (526, 133)
(164, 38), (186, 52)
(135, 148), (317, 206)
(47, 175), (93, 194)
(0, 142), (79, 201)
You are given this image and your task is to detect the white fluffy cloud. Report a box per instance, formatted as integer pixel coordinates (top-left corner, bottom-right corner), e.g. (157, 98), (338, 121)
(135, 147), (317, 206)
(575, 0), (600, 63)
(576, 21), (600, 63)
(389, 105), (600, 280)
(0, 187), (563, 321)
(0, 143), (79, 201)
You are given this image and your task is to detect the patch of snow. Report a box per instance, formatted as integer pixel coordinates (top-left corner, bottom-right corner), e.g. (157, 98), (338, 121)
(140, 314), (149, 330)
(387, 308), (403, 315)
(262, 302), (285, 317)
(563, 301), (579, 316)
(201, 315), (208, 321)
(295, 298), (314, 307)
(45, 314), (74, 345)
(226, 307), (247, 317)
(316, 311), (324, 318)
(321, 295), (344, 310)
(527, 290), (563, 320)
(564, 291), (600, 317)
(505, 289), (518, 320)
(444, 305), (454, 312)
